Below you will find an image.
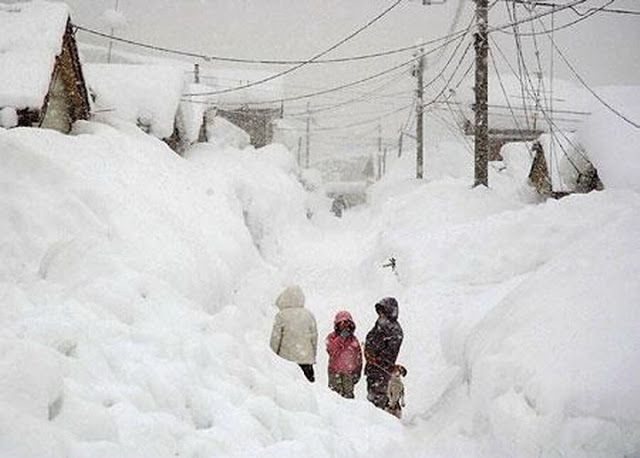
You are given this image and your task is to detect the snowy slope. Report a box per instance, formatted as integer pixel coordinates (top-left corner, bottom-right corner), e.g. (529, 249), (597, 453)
(0, 121), (407, 458)
(1, 110), (639, 457)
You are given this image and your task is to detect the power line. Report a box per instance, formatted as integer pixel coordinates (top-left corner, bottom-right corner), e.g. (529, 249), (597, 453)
(422, 40), (475, 109)
(510, 0), (640, 16)
(489, 33), (584, 174)
(499, 0), (616, 36)
(180, 0), (403, 97)
(285, 70), (409, 117)
(312, 103), (413, 131)
(74, 1), (410, 65)
(535, 13), (640, 128)
(77, 0), (586, 69)
(182, 57), (416, 106)
(181, 31), (470, 107)
(182, 0), (588, 98)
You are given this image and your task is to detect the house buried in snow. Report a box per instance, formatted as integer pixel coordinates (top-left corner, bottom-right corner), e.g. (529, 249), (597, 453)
(456, 75), (592, 160)
(453, 74), (602, 197)
(84, 63), (184, 148)
(182, 68), (283, 149)
(0, 2), (90, 132)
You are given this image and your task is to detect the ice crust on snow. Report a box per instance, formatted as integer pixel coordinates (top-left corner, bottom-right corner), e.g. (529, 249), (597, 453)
(0, 1), (69, 110)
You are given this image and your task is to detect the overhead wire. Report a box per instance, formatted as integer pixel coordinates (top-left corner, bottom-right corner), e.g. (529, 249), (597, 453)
(536, 16), (640, 128)
(489, 30), (583, 174)
(285, 70), (410, 118)
(500, 0), (616, 36)
(183, 0), (588, 97)
(181, 30), (472, 107)
(179, 0), (403, 97)
(312, 103), (414, 132)
(487, 45), (533, 158)
(509, 0), (640, 17)
(75, 0), (587, 70)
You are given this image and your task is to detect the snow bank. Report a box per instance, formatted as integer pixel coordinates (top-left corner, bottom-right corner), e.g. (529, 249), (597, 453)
(355, 141), (640, 456)
(0, 1), (68, 110)
(84, 64), (184, 139)
(0, 122), (407, 457)
(184, 142), (308, 262)
(578, 86), (640, 192)
(466, 196), (640, 456)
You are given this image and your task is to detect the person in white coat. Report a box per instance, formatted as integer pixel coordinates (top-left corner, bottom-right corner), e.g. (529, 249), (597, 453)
(270, 285), (318, 382)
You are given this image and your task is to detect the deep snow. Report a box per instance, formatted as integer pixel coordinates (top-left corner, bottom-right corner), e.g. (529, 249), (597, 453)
(1, 111), (639, 457)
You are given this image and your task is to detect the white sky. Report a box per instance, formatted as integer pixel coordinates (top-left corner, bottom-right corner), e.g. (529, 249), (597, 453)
(25, 0), (640, 154)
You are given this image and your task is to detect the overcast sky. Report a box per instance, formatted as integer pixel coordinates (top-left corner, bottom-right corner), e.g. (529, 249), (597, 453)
(45, 0), (640, 153)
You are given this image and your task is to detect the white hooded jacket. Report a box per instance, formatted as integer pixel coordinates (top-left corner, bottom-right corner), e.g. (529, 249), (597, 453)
(270, 286), (318, 365)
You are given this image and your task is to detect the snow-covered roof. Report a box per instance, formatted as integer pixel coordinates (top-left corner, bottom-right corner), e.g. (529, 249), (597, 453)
(456, 75), (590, 133)
(79, 43), (285, 109)
(84, 63), (184, 139)
(0, 1), (69, 110)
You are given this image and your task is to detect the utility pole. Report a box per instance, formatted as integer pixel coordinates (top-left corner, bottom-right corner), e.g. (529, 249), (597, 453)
(305, 102), (311, 168)
(414, 48), (425, 179)
(296, 136), (303, 167)
(194, 63), (200, 84)
(377, 124), (382, 180)
(398, 130), (403, 158)
(107, 0), (120, 64)
(382, 146), (388, 177)
(473, 0), (489, 187)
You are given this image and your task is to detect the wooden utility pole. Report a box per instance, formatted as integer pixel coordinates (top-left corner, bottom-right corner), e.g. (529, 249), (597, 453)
(305, 102), (311, 168)
(474, 0), (489, 187)
(296, 136), (303, 166)
(107, 0), (120, 64)
(194, 63), (200, 84)
(377, 123), (382, 180)
(415, 48), (425, 179)
(398, 130), (403, 158)
(382, 146), (388, 176)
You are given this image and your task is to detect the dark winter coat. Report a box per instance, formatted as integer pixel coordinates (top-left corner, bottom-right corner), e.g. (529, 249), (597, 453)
(364, 297), (403, 375)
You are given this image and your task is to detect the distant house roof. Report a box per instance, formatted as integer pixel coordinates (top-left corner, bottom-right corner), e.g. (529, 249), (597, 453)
(0, 1), (70, 110)
(456, 75), (590, 133)
(84, 63), (184, 139)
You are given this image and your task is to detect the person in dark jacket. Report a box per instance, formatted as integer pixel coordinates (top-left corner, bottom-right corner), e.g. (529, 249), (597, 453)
(364, 297), (403, 410)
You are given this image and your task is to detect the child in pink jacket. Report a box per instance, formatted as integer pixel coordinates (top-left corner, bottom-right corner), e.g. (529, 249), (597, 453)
(326, 311), (363, 398)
